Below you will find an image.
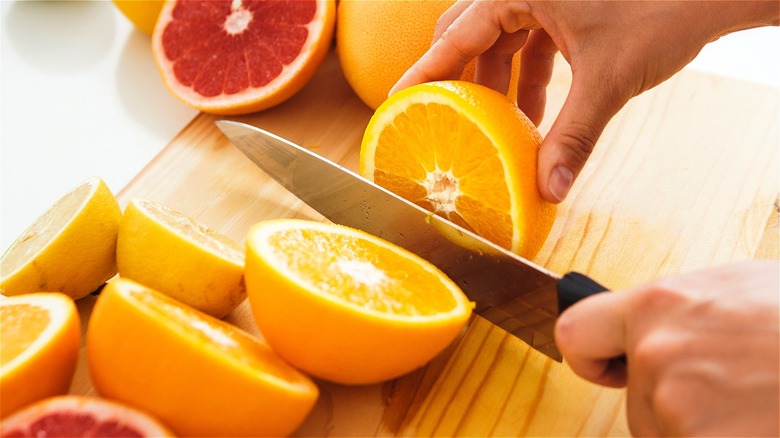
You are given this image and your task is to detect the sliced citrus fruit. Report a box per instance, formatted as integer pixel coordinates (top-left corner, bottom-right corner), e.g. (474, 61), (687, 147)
(0, 177), (122, 300)
(152, 0), (337, 115)
(0, 395), (175, 437)
(337, 0), (521, 110)
(116, 197), (245, 318)
(113, 0), (164, 35)
(360, 80), (556, 258)
(244, 218), (474, 385)
(87, 277), (318, 437)
(0, 293), (80, 419)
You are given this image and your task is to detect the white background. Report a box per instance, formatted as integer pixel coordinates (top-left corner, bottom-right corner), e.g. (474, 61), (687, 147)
(1, 1), (779, 252)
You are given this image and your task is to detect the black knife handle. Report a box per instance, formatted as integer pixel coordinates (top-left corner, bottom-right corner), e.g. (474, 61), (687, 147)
(557, 271), (609, 313)
(557, 272), (627, 365)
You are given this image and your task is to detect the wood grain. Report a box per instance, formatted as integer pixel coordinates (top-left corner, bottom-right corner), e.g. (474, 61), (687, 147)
(69, 49), (779, 436)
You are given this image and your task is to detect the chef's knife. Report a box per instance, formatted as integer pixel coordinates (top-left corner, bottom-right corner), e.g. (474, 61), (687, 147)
(217, 120), (610, 362)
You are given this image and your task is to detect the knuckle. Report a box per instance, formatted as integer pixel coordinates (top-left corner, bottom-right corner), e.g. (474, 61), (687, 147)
(632, 331), (673, 372)
(630, 282), (688, 315)
(438, 29), (473, 65)
(555, 122), (599, 166)
(651, 378), (694, 435)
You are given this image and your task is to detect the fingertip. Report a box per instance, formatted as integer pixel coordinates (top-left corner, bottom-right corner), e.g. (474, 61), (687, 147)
(536, 148), (573, 204)
(388, 80), (405, 98)
(536, 120), (599, 203)
(389, 66), (419, 97)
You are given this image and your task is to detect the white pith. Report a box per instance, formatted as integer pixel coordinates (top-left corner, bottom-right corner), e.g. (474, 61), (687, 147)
(420, 167), (460, 215)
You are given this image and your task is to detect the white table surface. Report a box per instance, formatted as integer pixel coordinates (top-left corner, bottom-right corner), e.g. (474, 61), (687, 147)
(1, 1), (779, 253)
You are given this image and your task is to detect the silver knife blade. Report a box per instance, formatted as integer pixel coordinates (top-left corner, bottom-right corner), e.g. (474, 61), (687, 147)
(217, 120), (564, 361)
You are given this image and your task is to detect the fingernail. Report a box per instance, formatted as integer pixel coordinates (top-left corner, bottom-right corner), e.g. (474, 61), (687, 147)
(549, 166), (573, 202)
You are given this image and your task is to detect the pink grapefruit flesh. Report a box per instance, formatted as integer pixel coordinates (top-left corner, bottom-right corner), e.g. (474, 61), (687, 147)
(152, 0), (336, 115)
(0, 396), (174, 438)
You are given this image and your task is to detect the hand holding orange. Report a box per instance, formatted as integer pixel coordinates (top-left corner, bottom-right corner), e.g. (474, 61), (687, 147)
(360, 80), (556, 258)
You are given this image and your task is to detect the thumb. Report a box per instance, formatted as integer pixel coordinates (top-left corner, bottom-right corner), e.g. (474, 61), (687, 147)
(537, 73), (628, 203)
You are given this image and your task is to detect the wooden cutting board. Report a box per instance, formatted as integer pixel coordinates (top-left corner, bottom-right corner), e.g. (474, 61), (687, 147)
(69, 48), (779, 436)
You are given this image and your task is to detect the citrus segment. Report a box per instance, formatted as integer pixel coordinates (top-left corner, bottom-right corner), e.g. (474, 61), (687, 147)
(152, 0), (336, 114)
(360, 81), (556, 258)
(336, 0), (520, 110)
(0, 177), (121, 300)
(0, 293), (80, 419)
(116, 198), (245, 318)
(0, 395), (175, 437)
(245, 219), (474, 385)
(87, 277), (318, 437)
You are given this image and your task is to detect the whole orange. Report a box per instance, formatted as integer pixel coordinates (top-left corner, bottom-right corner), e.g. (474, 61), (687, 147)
(113, 1), (164, 36)
(336, 0), (521, 110)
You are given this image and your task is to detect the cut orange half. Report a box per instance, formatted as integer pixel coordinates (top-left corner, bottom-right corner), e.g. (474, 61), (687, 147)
(244, 219), (474, 385)
(0, 293), (80, 419)
(360, 80), (556, 258)
(152, 0), (337, 115)
(87, 277), (318, 437)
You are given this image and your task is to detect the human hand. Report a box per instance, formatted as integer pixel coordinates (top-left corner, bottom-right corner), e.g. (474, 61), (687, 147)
(390, 1), (778, 203)
(554, 260), (780, 436)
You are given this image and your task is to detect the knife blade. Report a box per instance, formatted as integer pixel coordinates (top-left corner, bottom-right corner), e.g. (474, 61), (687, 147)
(216, 120), (609, 362)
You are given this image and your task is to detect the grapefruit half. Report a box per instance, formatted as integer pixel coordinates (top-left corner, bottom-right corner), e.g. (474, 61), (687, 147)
(152, 0), (336, 115)
(0, 396), (174, 437)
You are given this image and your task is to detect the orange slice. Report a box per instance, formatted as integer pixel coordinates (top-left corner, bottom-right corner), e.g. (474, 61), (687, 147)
(244, 219), (474, 385)
(360, 80), (556, 258)
(0, 395), (175, 437)
(86, 277), (318, 437)
(0, 293), (80, 419)
(152, 0), (337, 115)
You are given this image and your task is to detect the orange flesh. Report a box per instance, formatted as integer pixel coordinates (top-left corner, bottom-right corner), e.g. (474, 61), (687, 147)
(372, 102), (513, 248)
(267, 228), (459, 316)
(1, 304), (50, 366)
(130, 288), (305, 385)
(136, 199), (244, 261)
